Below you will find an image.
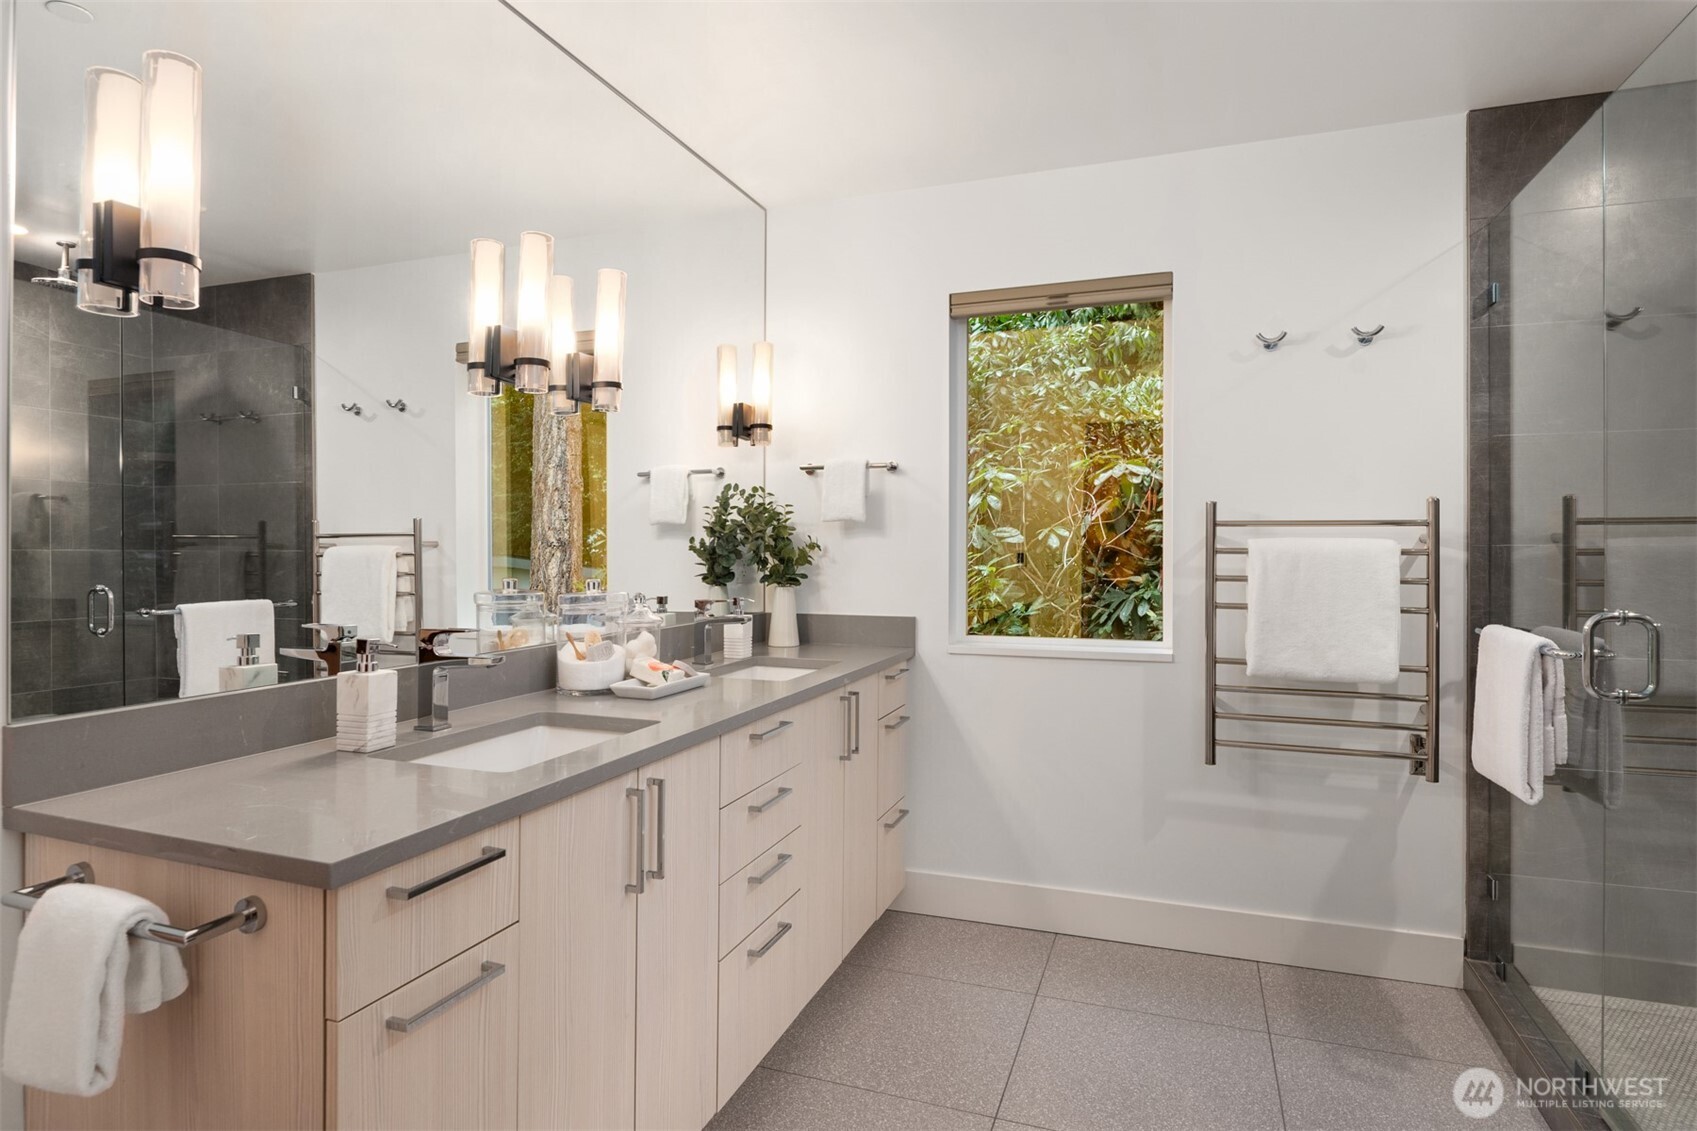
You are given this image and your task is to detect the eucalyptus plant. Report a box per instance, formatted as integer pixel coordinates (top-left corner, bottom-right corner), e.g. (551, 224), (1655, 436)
(686, 483), (821, 590)
(688, 483), (748, 589)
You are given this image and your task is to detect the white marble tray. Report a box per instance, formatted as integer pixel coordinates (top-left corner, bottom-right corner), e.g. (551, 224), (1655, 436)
(608, 672), (711, 700)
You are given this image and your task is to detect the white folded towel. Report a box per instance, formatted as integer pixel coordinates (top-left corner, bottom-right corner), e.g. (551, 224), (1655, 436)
(821, 459), (868, 523)
(173, 599), (275, 698)
(1245, 537), (1402, 683)
(1472, 625), (1567, 804)
(2, 884), (187, 1097)
(648, 466), (691, 525)
(320, 545), (399, 643)
(1537, 625), (1623, 808)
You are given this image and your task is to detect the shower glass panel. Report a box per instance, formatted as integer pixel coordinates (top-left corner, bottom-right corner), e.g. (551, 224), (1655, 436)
(1485, 13), (1696, 1126)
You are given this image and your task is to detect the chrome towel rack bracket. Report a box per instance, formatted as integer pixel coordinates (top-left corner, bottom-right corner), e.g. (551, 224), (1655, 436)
(3, 862), (267, 948)
(800, 461), (898, 474)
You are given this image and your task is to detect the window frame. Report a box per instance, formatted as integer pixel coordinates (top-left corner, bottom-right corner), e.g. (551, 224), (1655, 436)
(947, 273), (1175, 662)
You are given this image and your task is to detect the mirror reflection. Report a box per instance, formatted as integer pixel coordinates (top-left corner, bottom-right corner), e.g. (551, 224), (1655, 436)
(9, 0), (766, 719)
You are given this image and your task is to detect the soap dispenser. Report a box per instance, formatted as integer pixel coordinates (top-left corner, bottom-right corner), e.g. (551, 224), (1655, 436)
(337, 639), (398, 753)
(219, 632), (279, 691)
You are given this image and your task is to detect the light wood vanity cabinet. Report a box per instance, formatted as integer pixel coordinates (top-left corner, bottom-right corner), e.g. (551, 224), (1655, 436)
(18, 660), (909, 1131)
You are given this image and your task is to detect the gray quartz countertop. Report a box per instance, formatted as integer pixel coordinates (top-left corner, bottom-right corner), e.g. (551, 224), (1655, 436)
(3, 644), (911, 889)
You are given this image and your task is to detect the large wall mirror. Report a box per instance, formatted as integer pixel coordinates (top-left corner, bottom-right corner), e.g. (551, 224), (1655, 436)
(8, 0), (766, 720)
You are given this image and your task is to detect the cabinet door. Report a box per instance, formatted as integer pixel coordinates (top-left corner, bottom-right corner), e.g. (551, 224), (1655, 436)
(328, 926), (518, 1131)
(877, 799), (910, 915)
(519, 772), (639, 1131)
(840, 674), (881, 952)
(635, 741), (720, 1131)
(801, 693), (844, 996)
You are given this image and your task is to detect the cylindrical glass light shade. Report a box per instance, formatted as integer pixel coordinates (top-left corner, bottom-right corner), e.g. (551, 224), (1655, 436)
(513, 231), (553, 394)
(547, 274), (578, 416)
(467, 238), (504, 396)
(749, 341), (774, 446)
(592, 268), (626, 412)
(137, 50), (202, 310)
(716, 344), (739, 446)
(77, 67), (141, 318)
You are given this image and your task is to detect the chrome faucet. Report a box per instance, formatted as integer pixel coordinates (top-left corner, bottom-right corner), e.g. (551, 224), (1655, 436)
(693, 597), (752, 666)
(415, 655), (505, 732)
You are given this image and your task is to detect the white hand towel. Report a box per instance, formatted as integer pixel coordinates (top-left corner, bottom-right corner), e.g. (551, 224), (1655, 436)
(1245, 538), (1402, 683)
(2, 884), (187, 1097)
(1471, 625), (1566, 804)
(1537, 625), (1623, 808)
(173, 599), (275, 698)
(821, 459), (868, 523)
(320, 545), (399, 643)
(648, 466), (691, 525)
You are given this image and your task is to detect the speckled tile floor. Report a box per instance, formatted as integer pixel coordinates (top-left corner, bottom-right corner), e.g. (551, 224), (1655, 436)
(709, 911), (1543, 1131)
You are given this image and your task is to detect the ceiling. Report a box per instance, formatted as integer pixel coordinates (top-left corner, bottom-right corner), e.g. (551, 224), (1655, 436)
(514, 0), (1695, 207)
(12, 0), (753, 284)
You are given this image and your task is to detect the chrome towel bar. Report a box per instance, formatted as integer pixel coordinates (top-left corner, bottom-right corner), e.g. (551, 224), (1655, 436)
(800, 461), (898, 474)
(636, 467), (725, 479)
(3, 863), (267, 948)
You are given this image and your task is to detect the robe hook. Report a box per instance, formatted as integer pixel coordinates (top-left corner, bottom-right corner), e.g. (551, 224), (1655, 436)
(1255, 331), (1287, 351)
(1351, 325), (1385, 345)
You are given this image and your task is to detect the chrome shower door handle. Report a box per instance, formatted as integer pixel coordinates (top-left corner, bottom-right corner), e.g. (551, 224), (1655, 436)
(86, 585), (115, 637)
(1582, 609), (1662, 702)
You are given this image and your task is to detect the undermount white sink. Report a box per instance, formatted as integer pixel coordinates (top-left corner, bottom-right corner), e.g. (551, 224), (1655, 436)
(408, 718), (652, 773)
(718, 665), (814, 682)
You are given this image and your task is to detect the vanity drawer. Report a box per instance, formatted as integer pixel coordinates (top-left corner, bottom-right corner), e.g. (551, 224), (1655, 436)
(326, 820), (519, 1020)
(721, 763), (804, 881)
(718, 889), (807, 1104)
(877, 710), (910, 818)
(720, 710), (805, 805)
(327, 924), (518, 1131)
(877, 664), (910, 719)
(720, 827), (803, 958)
(877, 799), (909, 915)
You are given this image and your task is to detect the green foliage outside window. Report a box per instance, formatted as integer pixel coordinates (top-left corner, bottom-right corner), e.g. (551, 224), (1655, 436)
(965, 303), (1164, 641)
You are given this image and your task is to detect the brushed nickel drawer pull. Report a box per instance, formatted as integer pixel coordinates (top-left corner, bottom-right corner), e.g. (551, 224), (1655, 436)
(626, 786), (647, 895)
(749, 719), (794, 742)
(883, 808), (911, 829)
(884, 715), (911, 731)
(884, 667), (909, 680)
(748, 786), (794, 814)
(646, 777), (667, 881)
(386, 846), (506, 901)
(384, 961), (505, 1033)
(747, 919), (793, 959)
(839, 695), (853, 760)
(747, 852), (794, 886)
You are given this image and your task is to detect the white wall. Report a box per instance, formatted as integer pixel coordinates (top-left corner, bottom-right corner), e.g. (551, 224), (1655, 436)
(766, 115), (1470, 982)
(314, 208), (766, 627)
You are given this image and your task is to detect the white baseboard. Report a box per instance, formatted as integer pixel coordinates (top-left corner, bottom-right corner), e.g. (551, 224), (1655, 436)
(890, 869), (1463, 988)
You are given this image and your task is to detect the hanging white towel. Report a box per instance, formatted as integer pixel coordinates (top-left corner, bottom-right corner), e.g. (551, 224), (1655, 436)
(2, 884), (187, 1097)
(173, 599), (275, 698)
(1537, 625), (1623, 808)
(648, 466), (691, 525)
(1245, 538), (1402, 683)
(821, 459), (868, 523)
(320, 545), (399, 643)
(1471, 625), (1567, 804)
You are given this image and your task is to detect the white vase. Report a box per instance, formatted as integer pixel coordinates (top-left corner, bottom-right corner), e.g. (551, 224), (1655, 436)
(767, 586), (800, 649)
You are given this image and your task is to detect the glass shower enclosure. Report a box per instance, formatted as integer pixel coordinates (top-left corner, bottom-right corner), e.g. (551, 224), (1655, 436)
(1480, 13), (1696, 1127)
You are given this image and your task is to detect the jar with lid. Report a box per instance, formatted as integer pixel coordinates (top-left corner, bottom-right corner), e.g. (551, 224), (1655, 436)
(474, 578), (550, 652)
(557, 581), (631, 694)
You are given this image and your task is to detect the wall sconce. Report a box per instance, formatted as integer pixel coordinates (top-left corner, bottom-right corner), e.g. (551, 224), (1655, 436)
(459, 239), (624, 414)
(76, 51), (202, 318)
(715, 341), (773, 447)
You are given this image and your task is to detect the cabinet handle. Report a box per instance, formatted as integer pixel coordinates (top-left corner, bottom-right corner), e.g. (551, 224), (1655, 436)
(747, 852), (794, 886)
(747, 919), (793, 959)
(884, 715), (911, 731)
(646, 777), (666, 881)
(883, 808), (911, 830)
(748, 785), (794, 814)
(884, 667), (909, 680)
(851, 690), (861, 755)
(839, 695), (853, 760)
(749, 719), (794, 742)
(385, 846), (506, 901)
(384, 961), (505, 1034)
(625, 786), (646, 895)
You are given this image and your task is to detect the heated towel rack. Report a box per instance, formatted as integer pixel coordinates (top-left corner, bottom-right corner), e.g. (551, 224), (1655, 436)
(1205, 498), (1440, 782)
(3, 862), (266, 947)
(1560, 493), (1697, 628)
(313, 518), (434, 637)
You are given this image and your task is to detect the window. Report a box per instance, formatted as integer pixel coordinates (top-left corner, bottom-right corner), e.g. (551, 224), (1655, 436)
(951, 273), (1170, 658)
(490, 388), (608, 591)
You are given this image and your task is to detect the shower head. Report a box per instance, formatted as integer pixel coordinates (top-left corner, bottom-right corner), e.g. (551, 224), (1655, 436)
(29, 240), (78, 292)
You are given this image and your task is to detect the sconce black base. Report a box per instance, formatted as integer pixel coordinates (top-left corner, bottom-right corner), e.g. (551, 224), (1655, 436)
(721, 402), (770, 447)
(74, 199), (142, 293)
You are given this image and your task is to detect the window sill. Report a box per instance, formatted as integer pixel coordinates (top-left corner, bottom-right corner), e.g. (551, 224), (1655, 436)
(947, 637), (1174, 663)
